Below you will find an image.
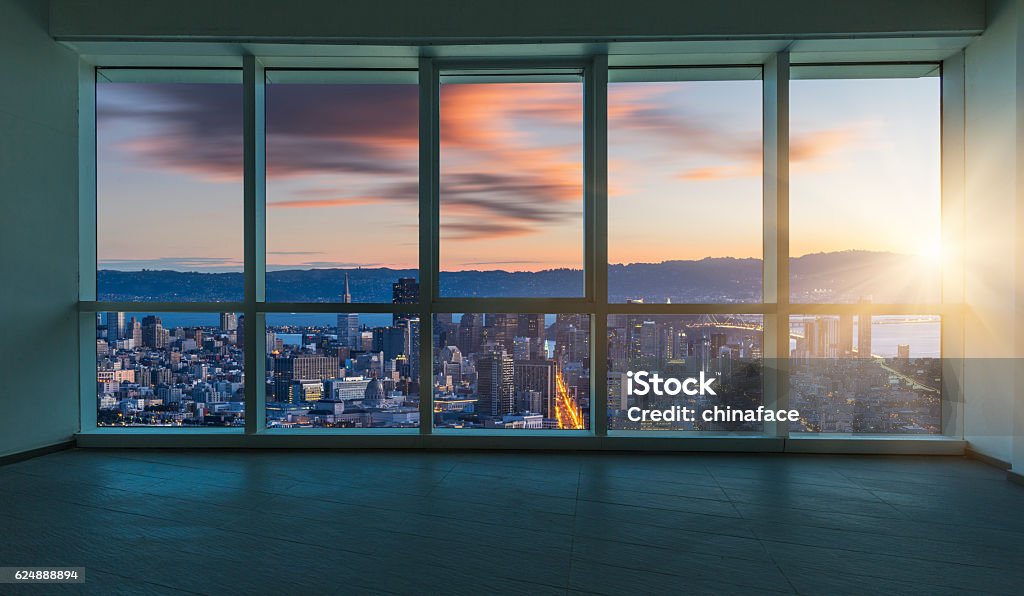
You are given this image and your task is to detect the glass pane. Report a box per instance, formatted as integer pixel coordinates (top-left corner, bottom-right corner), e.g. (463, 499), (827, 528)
(96, 73), (243, 301)
(439, 78), (584, 296)
(265, 313), (420, 428)
(607, 314), (764, 431)
(265, 74), (419, 302)
(608, 78), (762, 303)
(790, 73), (941, 303)
(789, 314), (941, 433)
(97, 312), (244, 426)
(433, 313), (590, 430)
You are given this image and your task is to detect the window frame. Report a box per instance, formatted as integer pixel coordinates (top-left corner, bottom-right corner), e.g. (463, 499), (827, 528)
(77, 52), (965, 446)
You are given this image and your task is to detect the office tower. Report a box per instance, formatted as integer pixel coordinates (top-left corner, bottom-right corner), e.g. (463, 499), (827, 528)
(484, 313), (516, 353)
(342, 272), (352, 303)
(219, 312), (238, 332)
(516, 313), (545, 359)
(337, 313), (359, 349)
(141, 315), (168, 349)
(106, 311), (125, 340)
(810, 318), (839, 358)
(237, 315), (245, 349)
(514, 360), (556, 417)
(639, 320), (658, 370)
(374, 326), (409, 362)
(406, 318), (420, 380)
(839, 314), (854, 356)
(323, 377), (372, 401)
(710, 333), (729, 359)
(476, 352), (514, 417)
(897, 344), (911, 359)
(858, 316), (873, 358)
(392, 277), (418, 324)
(271, 355), (340, 402)
(457, 313), (483, 354)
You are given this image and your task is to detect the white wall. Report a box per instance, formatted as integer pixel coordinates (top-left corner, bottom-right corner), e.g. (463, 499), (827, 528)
(963, 0), (1024, 471)
(0, 0), (80, 457)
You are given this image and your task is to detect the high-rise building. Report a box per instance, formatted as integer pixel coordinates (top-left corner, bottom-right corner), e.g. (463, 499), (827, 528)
(809, 318), (839, 358)
(219, 312), (238, 332)
(106, 311), (125, 341)
(342, 272), (352, 303)
(374, 326), (409, 362)
(514, 360), (556, 417)
(858, 317), (873, 358)
(457, 313), (483, 355)
(392, 277), (418, 324)
(141, 315), (168, 349)
(897, 344), (911, 359)
(337, 313), (359, 349)
(839, 314), (854, 356)
(271, 355), (340, 403)
(476, 352), (514, 418)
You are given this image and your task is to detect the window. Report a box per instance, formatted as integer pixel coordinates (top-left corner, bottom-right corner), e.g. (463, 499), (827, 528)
(607, 315), (763, 431)
(439, 73), (585, 297)
(265, 71), (419, 302)
(96, 69), (244, 301)
(433, 313), (590, 430)
(97, 312), (244, 426)
(82, 58), (952, 443)
(608, 69), (763, 303)
(789, 67), (941, 304)
(265, 313), (420, 428)
(789, 315), (941, 433)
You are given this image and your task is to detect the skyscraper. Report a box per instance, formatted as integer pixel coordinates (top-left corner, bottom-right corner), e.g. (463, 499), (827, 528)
(106, 311), (125, 341)
(476, 352), (514, 418)
(342, 272), (352, 303)
(858, 317), (873, 358)
(392, 277), (418, 325)
(141, 315), (168, 349)
(220, 312), (237, 332)
(337, 313), (359, 349)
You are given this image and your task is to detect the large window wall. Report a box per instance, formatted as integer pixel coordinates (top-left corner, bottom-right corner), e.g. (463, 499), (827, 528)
(80, 56), (957, 442)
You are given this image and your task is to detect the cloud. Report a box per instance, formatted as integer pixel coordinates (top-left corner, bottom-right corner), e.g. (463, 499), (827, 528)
(442, 222), (537, 241)
(267, 197), (388, 209)
(267, 251), (325, 255)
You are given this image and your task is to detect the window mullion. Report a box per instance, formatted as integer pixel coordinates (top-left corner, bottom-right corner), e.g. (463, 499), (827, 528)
(243, 55), (267, 435)
(590, 55), (609, 437)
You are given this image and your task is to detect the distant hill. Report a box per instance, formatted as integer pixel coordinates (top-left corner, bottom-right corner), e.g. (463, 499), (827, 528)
(96, 250), (940, 304)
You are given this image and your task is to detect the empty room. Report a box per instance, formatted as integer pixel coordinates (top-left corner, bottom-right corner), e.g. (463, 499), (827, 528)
(2, 0), (1024, 594)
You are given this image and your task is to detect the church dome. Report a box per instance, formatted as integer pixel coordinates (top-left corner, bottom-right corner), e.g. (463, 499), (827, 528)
(364, 378), (386, 401)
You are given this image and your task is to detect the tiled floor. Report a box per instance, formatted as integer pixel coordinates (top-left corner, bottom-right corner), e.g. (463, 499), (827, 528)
(1, 449), (1022, 595)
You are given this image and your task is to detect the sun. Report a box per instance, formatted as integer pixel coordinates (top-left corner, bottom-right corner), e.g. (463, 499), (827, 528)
(917, 239), (942, 266)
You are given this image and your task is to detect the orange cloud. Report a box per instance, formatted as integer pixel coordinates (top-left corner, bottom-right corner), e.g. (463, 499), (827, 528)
(267, 197), (385, 209)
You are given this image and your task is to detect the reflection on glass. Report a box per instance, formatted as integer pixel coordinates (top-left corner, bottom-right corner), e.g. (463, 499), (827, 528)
(790, 75), (941, 303)
(432, 314), (590, 430)
(265, 313), (420, 429)
(789, 315), (941, 433)
(607, 314), (763, 431)
(266, 79), (419, 302)
(439, 80), (584, 296)
(608, 79), (762, 303)
(96, 312), (244, 426)
(96, 79), (243, 301)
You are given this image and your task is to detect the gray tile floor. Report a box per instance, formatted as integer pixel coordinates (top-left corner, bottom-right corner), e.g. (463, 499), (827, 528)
(1, 449), (1022, 595)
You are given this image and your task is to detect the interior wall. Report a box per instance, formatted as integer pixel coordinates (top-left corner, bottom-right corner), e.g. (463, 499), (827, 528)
(963, 0), (1023, 470)
(0, 0), (80, 457)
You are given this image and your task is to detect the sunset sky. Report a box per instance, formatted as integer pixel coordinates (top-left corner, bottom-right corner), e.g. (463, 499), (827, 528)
(96, 73), (940, 273)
